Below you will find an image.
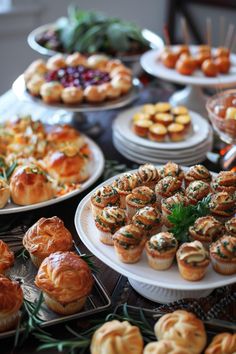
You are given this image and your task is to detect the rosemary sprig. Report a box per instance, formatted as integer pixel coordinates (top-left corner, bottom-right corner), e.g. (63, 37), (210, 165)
(79, 253), (99, 274)
(168, 195), (211, 243)
(0, 161), (18, 180)
(15, 247), (30, 261)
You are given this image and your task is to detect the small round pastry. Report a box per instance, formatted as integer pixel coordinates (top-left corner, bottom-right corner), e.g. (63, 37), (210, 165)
(90, 185), (120, 218)
(110, 65), (132, 78)
(24, 59), (47, 82)
(0, 276), (23, 332)
(61, 87), (84, 104)
(10, 164), (55, 205)
(171, 106), (188, 116)
(161, 50), (178, 69)
(23, 216), (73, 268)
(145, 232), (178, 270)
(212, 171), (236, 194)
(155, 176), (183, 205)
(153, 113), (174, 127)
(209, 191), (236, 218)
(105, 59), (123, 72)
(155, 102), (172, 113)
(184, 164), (212, 187)
(225, 217), (236, 237)
(195, 52), (211, 67)
(201, 59), (218, 77)
(99, 82), (121, 99)
(40, 81), (63, 104)
(112, 224), (145, 263)
(148, 124), (168, 142)
(161, 192), (187, 228)
(205, 332), (236, 354)
(90, 320), (144, 354)
(35, 251), (93, 315)
(143, 340), (190, 354)
(214, 47), (230, 58)
(26, 74), (45, 96)
(132, 112), (149, 122)
(112, 172), (141, 208)
(84, 85), (106, 103)
(137, 163), (160, 189)
(176, 240), (210, 281)
(209, 235), (236, 275)
(65, 53), (87, 67)
(185, 180), (211, 205)
(126, 186), (156, 221)
(175, 115), (191, 132)
(0, 178), (10, 208)
(111, 74), (132, 94)
(189, 216), (225, 249)
(132, 119), (153, 137)
(214, 56), (231, 74)
(94, 206), (126, 245)
(167, 123), (185, 141)
(0, 240), (14, 274)
(154, 310), (207, 354)
(46, 54), (66, 71)
(141, 104), (156, 117)
(132, 206), (162, 238)
(159, 161), (184, 181)
(176, 55), (196, 75)
(87, 54), (109, 70)
(46, 124), (86, 151)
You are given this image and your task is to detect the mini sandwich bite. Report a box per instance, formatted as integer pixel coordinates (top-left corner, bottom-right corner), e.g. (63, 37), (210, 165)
(210, 235), (236, 275)
(0, 240), (14, 274)
(90, 185), (120, 218)
(132, 206), (162, 238)
(126, 186), (156, 221)
(23, 216), (73, 268)
(35, 251), (94, 315)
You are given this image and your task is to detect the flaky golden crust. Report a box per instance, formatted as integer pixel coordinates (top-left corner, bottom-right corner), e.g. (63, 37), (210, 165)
(205, 333), (236, 354)
(154, 310), (207, 354)
(144, 340), (190, 354)
(84, 85), (106, 103)
(40, 82), (64, 104)
(137, 163), (160, 187)
(126, 186), (156, 208)
(159, 162), (184, 181)
(24, 59), (47, 82)
(95, 206), (126, 234)
(189, 216), (224, 247)
(35, 251), (93, 304)
(209, 192), (236, 217)
(184, 164), (212, 186)
(46, 124), (85, 150)
(0, 179), (10, 208)
(212, 171), (236, 194)
(0, 276), (23, 315)
(91, 185), (120, 210)
(61, 87), (84, 104)
(155, 176), (182, 200)
(23, 216), (73, 259)
(0, 240), (14, 273)
(90, 320), (144, 354)
(225, 217), (236, 236)
(185, 180), (211, 205)
(132, 206), (162, 236)
(210, 235), (236, 275)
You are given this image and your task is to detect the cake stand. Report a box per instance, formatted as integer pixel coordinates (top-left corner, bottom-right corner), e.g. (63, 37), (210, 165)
(141, 46), (236, 117)
(12, 75), (142, 137)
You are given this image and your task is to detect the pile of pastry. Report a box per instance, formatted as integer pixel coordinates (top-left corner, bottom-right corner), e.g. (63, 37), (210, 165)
(132, 103), (192, 142)
(90, 162), (236, 280)
(0, 116), (91, 208)
(24, 53), (132, 105)
(90, 309), (236, 354)
(0, 216), (94, 333)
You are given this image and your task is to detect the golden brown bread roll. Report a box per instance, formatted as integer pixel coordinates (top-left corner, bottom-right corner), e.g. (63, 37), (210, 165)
(0, 240), (14, 274)
(90, 185), (120, 218)
(35, 251), (93, 315)
(184, 164), (212, 186)
(23, 216), (73, 267)
(210, 235), (236, 275)
(90, 320), (144, 354)
(10, 164), (55, 205)
(126, 186), (156, 221)
(143, 340), (190, 354)
(137, 163), (160, 189)
(0, 275), (23, 332)
(205, 332), (236, 354)
(40, 82), (64, 104)
(24, 59), (47, 82)
(159, 162), (184, 181)
(46, 124), (86, 151)
(0, 178), (10, 208)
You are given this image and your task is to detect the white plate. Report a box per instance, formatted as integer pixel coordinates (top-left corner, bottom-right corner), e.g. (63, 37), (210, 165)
(0, 136), (104, 215)
(75, 171), (236, 292)
(141, 46), (236, 87)
(113, 106), (210, 150)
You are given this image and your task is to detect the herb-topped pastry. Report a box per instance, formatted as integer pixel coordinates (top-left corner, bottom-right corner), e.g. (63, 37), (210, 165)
(159, 162), (184, 181)
(212, 171), (236, 194)
(155, 176), (183, 205)
(95, 206), (126, 245)
(0, 179), (10, 209)
(177, 240), (210, 281)
(145, 232), (178, 270)
(132, 206), (162, 238)
(112, 225), (145, 263)
(0, 240), (14, 274)
(126, 186), (156, 221)
(225, 217), (236, 237)
(185, 180), (211, 205)
(209, 191), (236, 218)
(189, 216), (224, 249)
(90, 185), (120, 218)
(210, 235), (236, 275)
(137, 163), (160, 189)
(112, 172), (141, 208)
(161, 192), (187, 228)
(205, 333), (236, 354)
(184, 164), (212, 187)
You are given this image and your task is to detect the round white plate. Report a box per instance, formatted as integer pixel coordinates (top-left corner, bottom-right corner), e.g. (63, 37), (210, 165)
(113, 106), (210, 150)
(141, 46), (236, 87)
(0, 136), (104, 215)
(75, 171), (236, 293)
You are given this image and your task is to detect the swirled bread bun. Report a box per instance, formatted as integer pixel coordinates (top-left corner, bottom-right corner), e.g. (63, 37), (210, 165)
(40, 82), (63, 104)
(185, 180), (211, 205)
(205, 333), (236, 354)
(0, 178), (10, 208)
(0, 276), (23, 332)
(184, 164), (212, 187)
(90, 185), (120, 218)
(10, 165), (55, 205)
(46, 124), (86, 151)
(154, 310), (207, 354)
(210, 235), (236, 275)
(112, 172), (141, 208)
(111, 74), (132, 94)
(90, 320), (143, 354)
(159, 162), (184, 181)
(132, 206), (162, 238)
(155, 176), (183, 205)
(35, 251), (93, 315)
(0, 240), (14, 274)
(23, 216), (73, 268)
(225, 217), (236, 237)
(126, 186), (156, 221)
(137, 163), (160, 189)
(161, 192), (187, 228)
(209, 192), (236, 218)
(143, 340), (190, 354)
(212, 171), (236, 194)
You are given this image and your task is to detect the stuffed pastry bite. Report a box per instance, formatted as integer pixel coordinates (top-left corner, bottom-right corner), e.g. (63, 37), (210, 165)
(46, 124), (86, 151)
(225, 217), (236, 237)
(209, 191), (236, 218)
(137, 163), (160, 189)
(161, 192), (187, 228)
(0, 240), (14, 274)
(155, 176), (183, 205)
(205, 333), (236, 354)
(210, 235), (236, 275)
(159, 161), (184, 181)
(185, 180), (211, 205)
(0, 179), (10, 208)
(126, 186), (156, 221)
(112, 172), (141, 208)
(90, 185), (120, 218)
(132, 206), (162, 238)
(212, 171), (236, 194)
(184, 164), (212, 187)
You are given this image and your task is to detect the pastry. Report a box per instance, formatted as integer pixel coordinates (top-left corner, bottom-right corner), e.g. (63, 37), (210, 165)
(99, 82), (121, 99)
(23, 216), (73, 268)
(132, 206), (162, 238)
(225, 217), (236, 237)
(46, 124), (86, 151)
(171, 106), (189, 116)
(26, 74), (45, 96)
(0, 276), (23, 332)
(94, 206), (126, 245)
(65, 52), (87, 67)
(153, 113), (174, 127)
(132, 119), (153, 137)
(212, 171), (236, 194)
(24, 59), (47, 82)
(40, 81), (64, 104)
(126, 186), (156, 221)
(83, 85), (106, 103)
(209, 235), (236, 275)
(155, 102), (172, 113)
(0, 240), (14, 274)
(205, 333), (236, 354)
(148, 123), (167, 142)
(46, 54), (66, 70)
(0, 179), (10, 208)
(141, 104), (156, 117)
(167, 123), (185, 141)
(87, 54), (109, 70)
(35, 251), (93, 315)
(112, 172), (141, 208)
(137, 163), (160, 189)
(159, 162), (184, 181)
(90, 185), (120, 218)
(155, 176), (182, 205)
(90, 320), (144, 354)
(175, 115), (191, 132)
(189, 216), (224, 249)
(10, 164), (55, 205)
(184, 164), (212, 186)
(61, 87), (84, 104)
(209, 191), (236, 218)
(112, 224), (145, 263)
(145, 232), (178, 270)
(161, 192), (187, 228)
(111, 74), (132, 94)
(154, 310), (207, 354)
(143, 340), (190, 354)
(185, 180), (211, 205)
(132, 112), (149, 122)
(176, 240), (210, 281)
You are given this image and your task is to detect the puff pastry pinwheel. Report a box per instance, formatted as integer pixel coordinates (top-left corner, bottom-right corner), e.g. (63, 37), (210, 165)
(184, 164), (212, 187)
(212, 171), (236, 194)
(90, 320), (144, 354)
(126, 186), (156, 221)
(35, 251), (93, 315)
(137, 163), (160, 189)
(112, 172), (141, 208)
(0, 240), (14, 274)
(90, 185), (120, 218)
(143, 340), (190, 354)
(132, 206), (162, 238)
(205, 332), (236, 354)
(0, 179), (10, 208)
(209, 192), (236, 218)
(161, 192), (187, 228)
(210, 235), (236, 275)
(155, 176), (182, 205)
(159, 162), (184, 181)
(185, 180), (211, 205)
(225, 217), (236, 237)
